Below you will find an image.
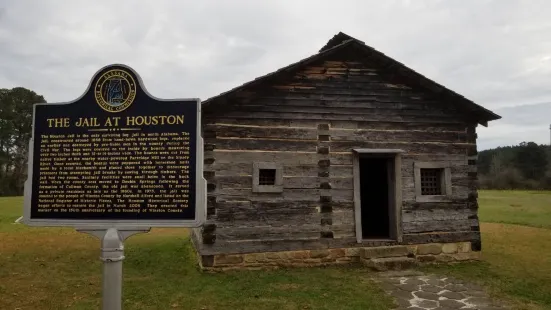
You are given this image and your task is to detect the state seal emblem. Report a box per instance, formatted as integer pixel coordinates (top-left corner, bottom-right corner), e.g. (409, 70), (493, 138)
(94, 69), (137, 112)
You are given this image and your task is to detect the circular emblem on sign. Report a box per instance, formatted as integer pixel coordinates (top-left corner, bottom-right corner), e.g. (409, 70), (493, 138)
(94, 69), (137, 112)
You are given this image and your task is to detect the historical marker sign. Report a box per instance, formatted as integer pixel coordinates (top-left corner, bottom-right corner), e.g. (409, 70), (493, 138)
(23, 64), (205, 228)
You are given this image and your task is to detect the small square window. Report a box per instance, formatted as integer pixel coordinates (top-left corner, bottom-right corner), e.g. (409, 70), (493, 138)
(253, 162), (283, 193)
(414, 162), (452, 202)
(420, 168), (443, 195)
(259, 169), (276, 185)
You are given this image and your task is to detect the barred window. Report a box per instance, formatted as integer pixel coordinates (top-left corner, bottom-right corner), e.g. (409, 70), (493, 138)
(414, 162), (452, 202)
(420, 168), (443, 195)
(259, 169), (276, 185)
(253, 162), (283, 193)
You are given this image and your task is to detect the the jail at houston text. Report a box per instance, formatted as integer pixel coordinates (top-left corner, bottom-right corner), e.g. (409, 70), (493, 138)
(46, 115), (186, 128)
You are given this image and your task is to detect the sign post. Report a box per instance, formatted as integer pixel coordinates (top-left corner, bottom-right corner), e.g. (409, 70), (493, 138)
(22, 64), (205, 310)
(78, 228), (149, 310)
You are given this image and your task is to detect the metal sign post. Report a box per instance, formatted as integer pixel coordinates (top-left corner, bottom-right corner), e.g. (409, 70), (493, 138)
(22, 64), (205, 309)
(78, 228), (150, 310)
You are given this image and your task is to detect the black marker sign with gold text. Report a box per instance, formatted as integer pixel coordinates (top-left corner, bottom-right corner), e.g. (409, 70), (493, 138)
(22, 64), (205, 228)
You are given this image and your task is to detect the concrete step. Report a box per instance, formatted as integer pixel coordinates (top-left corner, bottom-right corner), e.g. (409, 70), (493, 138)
(361, 257), (418, 271)
(360, 245), (410, 259)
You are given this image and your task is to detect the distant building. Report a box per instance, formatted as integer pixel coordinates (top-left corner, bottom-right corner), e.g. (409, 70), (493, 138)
(191, 32), (501, 270)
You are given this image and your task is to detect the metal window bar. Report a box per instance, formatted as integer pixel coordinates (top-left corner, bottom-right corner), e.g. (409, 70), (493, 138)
(420, 168), (442, 195)
(259, 169), (276, 185)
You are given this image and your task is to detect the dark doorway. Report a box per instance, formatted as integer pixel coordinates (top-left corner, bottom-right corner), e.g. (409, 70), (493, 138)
(359, 157), (392, 239)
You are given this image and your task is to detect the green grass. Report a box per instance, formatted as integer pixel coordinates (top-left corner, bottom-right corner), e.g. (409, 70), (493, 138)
(2, 191), (551, 309)
(478, 190), (551, 229)
(0, 197), (393, 310)
(423, 190), (551, 310)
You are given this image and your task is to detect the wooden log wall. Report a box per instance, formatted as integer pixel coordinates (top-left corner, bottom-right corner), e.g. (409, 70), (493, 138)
(196, 49), (481, 256)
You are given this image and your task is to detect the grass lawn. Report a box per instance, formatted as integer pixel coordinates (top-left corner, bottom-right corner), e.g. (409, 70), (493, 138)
(1, 190), (550, 309)
(423, 190), (551, 310)
(478, 190), (551, 229)
(0, 197), (393, 310)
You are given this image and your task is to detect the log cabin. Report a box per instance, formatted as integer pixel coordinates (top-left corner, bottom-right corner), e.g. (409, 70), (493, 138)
(191, 32), (501, 270)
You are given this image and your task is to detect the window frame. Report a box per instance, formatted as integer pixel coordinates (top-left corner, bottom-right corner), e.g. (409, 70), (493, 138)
(414, 162), (452, 202)
(252, 162), (283, 193)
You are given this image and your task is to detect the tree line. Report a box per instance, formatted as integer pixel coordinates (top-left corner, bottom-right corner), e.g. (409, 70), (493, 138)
(478, 142), (551, 190)
(0, 87), (46, 196)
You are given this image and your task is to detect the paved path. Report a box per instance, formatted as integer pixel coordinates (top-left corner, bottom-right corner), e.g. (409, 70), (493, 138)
(373, 271), (510, 310)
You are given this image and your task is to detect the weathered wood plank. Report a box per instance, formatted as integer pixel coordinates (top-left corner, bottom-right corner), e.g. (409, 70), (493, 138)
(208, 124), (466, 144)
(216, 213), (321, 229)
(195, 237), (366, 255)
(332, 209), (355, 225)
(216, 176), (252, 189)
(331, 224), (356, 236)
(206, 124), (318, 140)
(401, 201), (474, 211)
(218, 111), (465, 123)
(330, 129), (467, 143)
(256, 87), (445, 101)
(450, 176), (476, 188)
(402, 209), (477, 222)
(330, 141), (470, 154)
(282, 176), (354, 189)
(356, 122), (466, 131)
(212, 150), (353, 165)
(207, 163), (354, 178)
(214, 188), (354, 202)
(242, 97), (455, 111)
(205, 163), (252, 175)
(211, 138), (318, 152)
(217, 225), (321, 241)
(215, 176), (353, 190)
(204, 118), (293, 127)
(205, 118), (468, 132)
(401, 154), (467, 162)
(284, 165), (354, 177)
(233, 105), (460, 118)
(268, 84), (426, 94)
(214, 200), (321, 227)
(402, 231), (480, 245)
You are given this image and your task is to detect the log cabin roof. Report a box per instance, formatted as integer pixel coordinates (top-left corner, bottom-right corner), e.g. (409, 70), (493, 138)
(203, 32), (501, 126)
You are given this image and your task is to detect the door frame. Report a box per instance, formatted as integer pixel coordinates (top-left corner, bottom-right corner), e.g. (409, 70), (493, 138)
(352, 149), (404, 243)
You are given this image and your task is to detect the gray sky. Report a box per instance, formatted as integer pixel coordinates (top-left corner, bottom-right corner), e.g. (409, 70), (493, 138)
(1, 0), (550, 150)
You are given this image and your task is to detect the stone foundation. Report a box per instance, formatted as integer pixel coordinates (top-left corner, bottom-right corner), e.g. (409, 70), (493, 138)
(198, 242), (480, 271)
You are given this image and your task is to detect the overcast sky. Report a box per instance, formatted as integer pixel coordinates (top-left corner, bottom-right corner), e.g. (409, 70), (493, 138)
(1, 0), (550, 150)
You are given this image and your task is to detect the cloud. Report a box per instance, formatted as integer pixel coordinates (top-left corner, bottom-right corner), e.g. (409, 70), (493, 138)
(0, 0), (550, 150)
(478, 102), (551, 150)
